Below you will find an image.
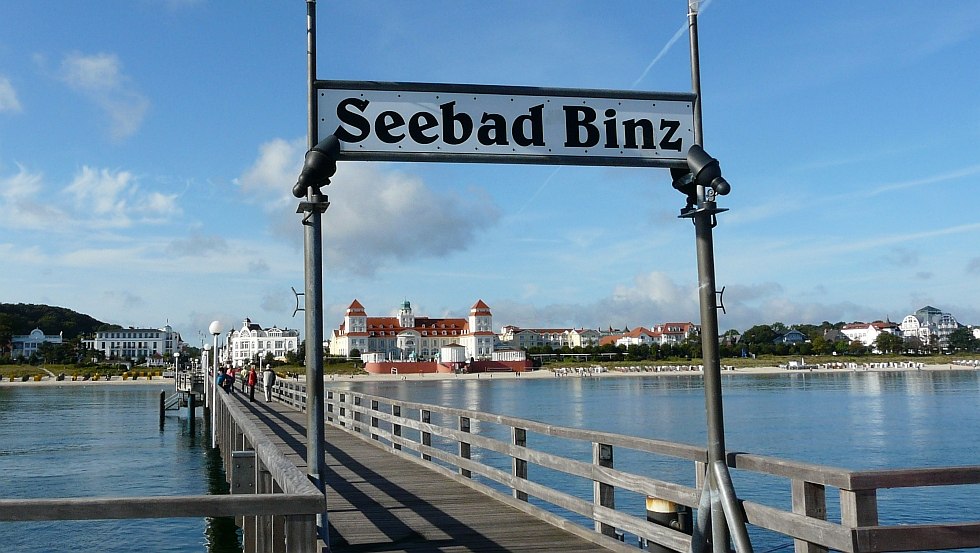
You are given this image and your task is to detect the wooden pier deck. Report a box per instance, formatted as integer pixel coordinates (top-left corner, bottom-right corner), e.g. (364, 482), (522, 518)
(224, 389), (607, 552)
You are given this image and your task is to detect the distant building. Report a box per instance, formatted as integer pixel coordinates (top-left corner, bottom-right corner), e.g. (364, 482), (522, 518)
(654, 322), (700, 344)
(329, 299), (495, 362)
(841, 321), (901, 347)
(83, 325), (183, 365)
(225, 318), (300, 367)
(900, 306), (959, 348)
(614, 327), (660, 348)
(822, 328), (847, 344)
(773, 329), (808, 345)
(11, 328), (63, 359)
(597, 322), (700, 349)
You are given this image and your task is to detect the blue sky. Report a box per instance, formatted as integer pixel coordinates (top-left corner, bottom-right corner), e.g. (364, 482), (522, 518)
(2, 1), (979, 344)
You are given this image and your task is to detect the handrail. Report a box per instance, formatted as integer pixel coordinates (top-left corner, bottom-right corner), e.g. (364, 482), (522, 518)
(295, 385), (980, 553)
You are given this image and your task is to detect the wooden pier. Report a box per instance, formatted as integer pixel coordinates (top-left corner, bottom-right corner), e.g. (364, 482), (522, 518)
(224, 387), (609, 552)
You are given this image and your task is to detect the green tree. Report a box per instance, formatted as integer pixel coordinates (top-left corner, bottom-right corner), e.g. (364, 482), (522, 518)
(626, 343), (650, 361)
(810, 335), (833, 355)
(874, 332), (904, 354)
(740, 324), (778, 345)
(947, 327), (979, 352)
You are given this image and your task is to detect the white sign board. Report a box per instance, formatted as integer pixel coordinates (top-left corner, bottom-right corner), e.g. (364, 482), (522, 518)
(316, 81), (695, 168)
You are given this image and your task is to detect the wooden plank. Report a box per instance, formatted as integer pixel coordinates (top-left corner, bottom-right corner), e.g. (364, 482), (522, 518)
(853, 522), (980, 552)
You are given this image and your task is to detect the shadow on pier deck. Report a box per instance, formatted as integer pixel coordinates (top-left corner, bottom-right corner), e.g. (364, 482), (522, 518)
(227, 389), (605, 552)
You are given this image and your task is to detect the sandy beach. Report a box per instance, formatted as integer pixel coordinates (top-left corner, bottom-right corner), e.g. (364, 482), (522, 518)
(2, 361), (976, 388)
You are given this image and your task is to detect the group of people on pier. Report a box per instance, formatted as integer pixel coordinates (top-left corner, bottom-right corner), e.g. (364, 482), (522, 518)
(215, 365), (277, 402)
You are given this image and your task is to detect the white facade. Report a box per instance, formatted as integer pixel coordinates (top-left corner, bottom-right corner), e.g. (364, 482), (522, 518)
(84, 325), (182, 364)
(841, 321), (901, 347)
(226, 318), (299, 367)
(330, 300), (495, 362)
(616, 328), (658, 348)
(11, 328), (63, 359)
(900, 306), (959, 348)
(498, 326), (601, 350)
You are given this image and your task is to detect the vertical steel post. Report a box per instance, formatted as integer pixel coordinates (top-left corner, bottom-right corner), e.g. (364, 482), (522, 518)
(687, 3), (745, 552)
(303, 0), (328, 547)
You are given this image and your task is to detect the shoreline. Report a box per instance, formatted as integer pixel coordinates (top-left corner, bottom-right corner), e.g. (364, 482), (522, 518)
(2, 362), (977, 388)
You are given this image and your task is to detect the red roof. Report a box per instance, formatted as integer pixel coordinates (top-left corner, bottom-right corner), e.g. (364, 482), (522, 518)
(470, 299), (491, 313)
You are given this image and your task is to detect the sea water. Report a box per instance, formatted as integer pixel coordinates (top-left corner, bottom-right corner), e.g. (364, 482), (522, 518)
(0, 384), (241, 553)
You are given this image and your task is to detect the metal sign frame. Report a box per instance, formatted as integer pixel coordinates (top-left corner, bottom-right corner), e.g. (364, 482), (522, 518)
(315, 80), (695, 168)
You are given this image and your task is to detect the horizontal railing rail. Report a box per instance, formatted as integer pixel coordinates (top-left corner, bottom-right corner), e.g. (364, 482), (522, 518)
(0, 381), (325, 553)
(270, 383), (980, 553)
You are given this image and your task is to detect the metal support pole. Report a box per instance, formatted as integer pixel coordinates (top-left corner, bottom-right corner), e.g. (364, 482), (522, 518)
(303, 0), (328, 547)
(686, 3), (751, 553)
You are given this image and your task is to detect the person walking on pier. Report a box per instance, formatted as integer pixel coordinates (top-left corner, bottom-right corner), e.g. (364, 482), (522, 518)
(262, 366), (276, 402)
(246, 366), (258, 402)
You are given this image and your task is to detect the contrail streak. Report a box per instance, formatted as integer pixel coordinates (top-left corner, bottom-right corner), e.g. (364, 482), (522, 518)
(631, 0), (713, 89)
(516, 1), (713, 214)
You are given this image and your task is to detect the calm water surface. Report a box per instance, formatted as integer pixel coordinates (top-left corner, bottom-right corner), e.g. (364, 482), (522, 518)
(0, 384), (241, 553)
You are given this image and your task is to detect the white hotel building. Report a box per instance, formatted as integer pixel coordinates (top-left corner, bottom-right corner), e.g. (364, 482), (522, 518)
(329, 299), (496, 362)
(224, 318), (300, 367)
(83, 325), (183, 364)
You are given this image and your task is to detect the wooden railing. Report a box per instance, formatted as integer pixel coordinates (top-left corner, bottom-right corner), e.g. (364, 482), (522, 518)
(274, 382), (980, 553)
(175, 368), (204, 394)
(0, 385), (325, 553)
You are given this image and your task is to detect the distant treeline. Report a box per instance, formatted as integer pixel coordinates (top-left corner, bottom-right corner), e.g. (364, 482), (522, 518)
(0, 303), (118, 341)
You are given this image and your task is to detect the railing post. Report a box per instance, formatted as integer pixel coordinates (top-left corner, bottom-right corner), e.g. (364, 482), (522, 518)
(840, 488), (878, 528)
(326, 390), (334, 422)
(256, 462), (273, 553)
(513, 427), (528, 501)
(272, 480), (286, 553)
(593, 442), (616, 537)
(284, 514), (316, 553)
(231, 451), (257, 549)
(459, 416), (471, 478)
(353, 395), (362, 432)
(792, 479), (828, 553)
(339, 393), (347, 428)
(371, 399), (380, 441)
(392, 405), (402, 451)
(421, 409), (432, 461)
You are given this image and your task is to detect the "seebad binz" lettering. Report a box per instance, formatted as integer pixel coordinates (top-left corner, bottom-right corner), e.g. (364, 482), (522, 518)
(332, 97), (684, 153)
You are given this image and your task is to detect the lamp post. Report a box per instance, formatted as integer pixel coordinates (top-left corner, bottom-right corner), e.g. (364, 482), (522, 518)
(209, 320), (223, 449)
(202, 344), (211, 416)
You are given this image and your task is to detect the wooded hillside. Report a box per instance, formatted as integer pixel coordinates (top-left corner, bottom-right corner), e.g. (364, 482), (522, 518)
(0, 303), (116, 340)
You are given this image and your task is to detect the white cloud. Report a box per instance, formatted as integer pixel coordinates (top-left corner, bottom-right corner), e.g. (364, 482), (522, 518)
(64, 166), (179, 227)
(165, 232), (230, 258)
(327, 163), (501, 275)
(238, 137), (501, 275)
(968, 258), (980, 275)
(0, 76), (22, 113)
(0, 165), (65, 229)
(237, 137), (306, 209)
(59, 52), (149, 140)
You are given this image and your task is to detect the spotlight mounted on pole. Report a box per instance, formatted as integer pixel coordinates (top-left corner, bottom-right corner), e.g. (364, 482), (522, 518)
(674, 144), (731, 218)
(686, 144), (730, 197)
(293, 135), (340, 198)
